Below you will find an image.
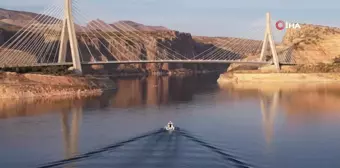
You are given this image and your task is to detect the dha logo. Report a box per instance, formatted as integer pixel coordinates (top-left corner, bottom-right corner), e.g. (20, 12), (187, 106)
(275, 20), (301, 30)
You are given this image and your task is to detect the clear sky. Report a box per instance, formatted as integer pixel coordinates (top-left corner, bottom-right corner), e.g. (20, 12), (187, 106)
(1, 0), (340, 40)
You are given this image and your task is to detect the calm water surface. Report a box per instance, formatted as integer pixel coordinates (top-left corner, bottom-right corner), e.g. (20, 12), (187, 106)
(1, 74), (340, 168)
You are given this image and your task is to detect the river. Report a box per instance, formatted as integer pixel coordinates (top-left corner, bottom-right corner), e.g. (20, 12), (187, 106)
(1, 74), (340, 168)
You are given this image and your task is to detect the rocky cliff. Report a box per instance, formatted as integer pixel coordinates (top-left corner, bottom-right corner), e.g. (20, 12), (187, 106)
(281, 24), (340, 64)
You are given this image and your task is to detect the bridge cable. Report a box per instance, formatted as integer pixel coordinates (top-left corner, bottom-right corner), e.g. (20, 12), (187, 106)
(115, 21), (188, 60)
(213, 32), (265, 61)
(36, 15), (64, 64)
(199, 25), (265, 61)
(72, 16), (126, 62)
(17, 8), (63, 66)
(45, 23), (63, 64)
(0, 4), (62, 66)
(0, 2), (59, 55)
(73, 8), (131, 61)
(212, 38), (263, 62)
(5, 5), (63, 66)
(74, 19), (106, 62)
(72, 7), (144, 62)
(193, 17), (269, 62)
(208, 38), (262, 61)
(114, 21), (183, 60)
(74, 0), (186, 62)
(72, 4), (147, 61)
(72, 0), (188, 61)
(80, 36), (97, 62)
(6, 8), (63, 66)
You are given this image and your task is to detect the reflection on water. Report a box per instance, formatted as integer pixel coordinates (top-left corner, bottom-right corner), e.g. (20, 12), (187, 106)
(110, 76), (169, 107)
(61, 106), (82, 160)
(110, 75), (215, 107)
(260, 91), (279, 145)
(1, 75), (340, 168)
(219, 82), (340, 119)
(0, 75), (219, 119)
(219, 82), (340, 147)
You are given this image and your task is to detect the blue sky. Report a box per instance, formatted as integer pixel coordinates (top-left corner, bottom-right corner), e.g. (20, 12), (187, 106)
(1, 0), (340, 40)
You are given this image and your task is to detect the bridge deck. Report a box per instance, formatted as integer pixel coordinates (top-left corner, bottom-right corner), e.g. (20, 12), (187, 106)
(2, 60), (273, 68)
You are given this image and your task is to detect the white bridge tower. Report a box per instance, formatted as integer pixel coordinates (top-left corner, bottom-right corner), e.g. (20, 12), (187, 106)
(58, 0), (82, 74)
(260, 12), (280, 70)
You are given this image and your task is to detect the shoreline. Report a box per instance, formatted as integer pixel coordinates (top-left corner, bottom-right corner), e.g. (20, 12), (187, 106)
(0, 69), (219, 100)
(0, 72), (116, 99)
(217, 72), (340, 84)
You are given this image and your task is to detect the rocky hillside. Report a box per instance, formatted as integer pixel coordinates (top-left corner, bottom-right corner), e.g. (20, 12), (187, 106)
(281, 24), (340, 64)
(0, 8), (60, 29)
(0, 8), (38, 27)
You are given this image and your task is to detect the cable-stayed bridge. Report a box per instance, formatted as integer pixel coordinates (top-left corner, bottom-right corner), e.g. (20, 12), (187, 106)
(0, 0), (295, 74)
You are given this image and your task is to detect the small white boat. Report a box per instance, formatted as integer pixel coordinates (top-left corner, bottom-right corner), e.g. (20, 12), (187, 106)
(165, 121), (175, 131)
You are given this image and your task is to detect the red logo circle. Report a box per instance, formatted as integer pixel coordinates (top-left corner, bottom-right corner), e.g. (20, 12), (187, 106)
(276, 20), (285, 30)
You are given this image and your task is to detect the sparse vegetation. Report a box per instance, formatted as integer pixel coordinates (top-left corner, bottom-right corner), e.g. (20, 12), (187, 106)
(0, 65), (71, 75)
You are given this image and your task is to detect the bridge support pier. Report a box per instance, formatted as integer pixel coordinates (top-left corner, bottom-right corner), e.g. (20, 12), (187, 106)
(58, 0), (82, 74)
(260, 12), (280, 71)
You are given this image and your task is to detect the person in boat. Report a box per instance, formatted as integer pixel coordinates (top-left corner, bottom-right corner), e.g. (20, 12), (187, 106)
(166, 121), (175, 130)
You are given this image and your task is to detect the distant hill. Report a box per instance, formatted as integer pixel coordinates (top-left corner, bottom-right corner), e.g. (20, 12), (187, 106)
(86, 19), (169, 32)
(111, 20), (169, 31)
(0, 8), (169, 32)
(0, 8), (60, 28)
(0, 8), (38, 21)
(0, 8), (37, 28)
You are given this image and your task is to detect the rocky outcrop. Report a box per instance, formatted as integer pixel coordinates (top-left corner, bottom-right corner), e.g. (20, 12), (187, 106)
(281, 24), (340, 64)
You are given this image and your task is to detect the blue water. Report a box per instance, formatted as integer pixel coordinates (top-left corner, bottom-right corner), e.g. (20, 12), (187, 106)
(1, 75), (340, 168)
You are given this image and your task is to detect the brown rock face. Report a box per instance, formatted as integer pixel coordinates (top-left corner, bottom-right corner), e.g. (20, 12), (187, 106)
(281, 24), (340, 64)
(74, 30), (203, 71)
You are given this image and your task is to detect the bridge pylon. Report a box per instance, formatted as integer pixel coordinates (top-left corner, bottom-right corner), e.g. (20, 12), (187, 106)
(58, 0), (82, 74)
(259, 12), (280, 71)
